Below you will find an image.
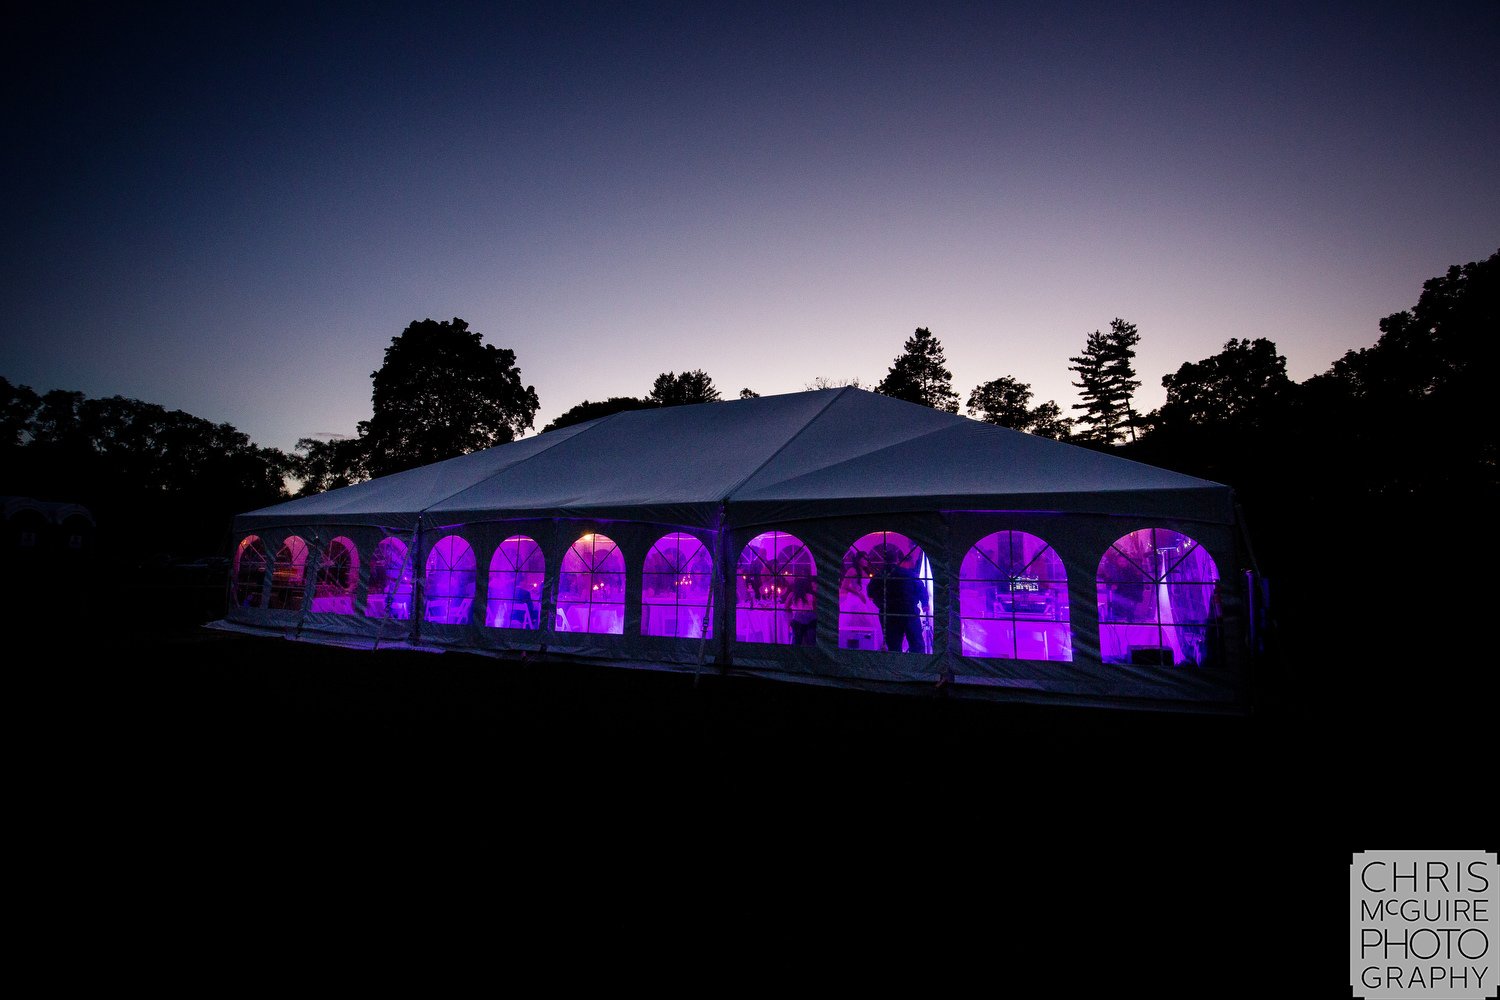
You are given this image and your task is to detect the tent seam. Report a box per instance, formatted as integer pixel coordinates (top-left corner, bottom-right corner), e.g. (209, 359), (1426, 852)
(416, 409), (641, 517)
(720, 386), (852, 505)
(728, 419), (963, 499)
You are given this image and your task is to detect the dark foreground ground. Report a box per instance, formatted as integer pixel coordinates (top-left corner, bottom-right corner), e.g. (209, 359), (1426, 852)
(99, 626), (1272, 790)
(41, 610), (1491, 991)
(71, 616), (1486, 827)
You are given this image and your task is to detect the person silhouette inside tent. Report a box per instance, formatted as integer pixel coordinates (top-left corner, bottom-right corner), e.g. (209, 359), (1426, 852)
(868, 546), (928, 653)
(783, 573), (817, 646)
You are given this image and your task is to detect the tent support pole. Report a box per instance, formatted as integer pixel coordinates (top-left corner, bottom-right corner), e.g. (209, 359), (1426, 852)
(936, 512), (954, 689)
(708, 501), (731, 675)
(408, 517), (424, 646)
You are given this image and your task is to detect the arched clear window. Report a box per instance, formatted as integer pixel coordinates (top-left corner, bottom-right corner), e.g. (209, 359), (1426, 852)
(558, 532), (625, 634)
(61, 514), (91, 553)
(838, 531), (932, 653)
(959, 531), (1071, 661)
(232, 535), (269, 608)
(1097, 528), (1221, 666)
(735, 531), (817, 646)
(424, 535), (476, 624)
(269, 535), (309, 610)
(487, 535), (545, 629)
(311, 536), (359, 614)
(366, 536), (413, 620)
(642, 532), (714, 638)
(11, 510), (45, 550)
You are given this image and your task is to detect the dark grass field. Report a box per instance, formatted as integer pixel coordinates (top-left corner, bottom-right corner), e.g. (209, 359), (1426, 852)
(45, 520), (1494, 825)
(54, 623), (1255, 840)
(54, 564), (1487, 827)
(43, 595), (1490, 992)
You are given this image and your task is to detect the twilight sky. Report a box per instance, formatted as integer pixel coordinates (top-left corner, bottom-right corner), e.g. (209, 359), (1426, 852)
(3, 1), (1496, 452)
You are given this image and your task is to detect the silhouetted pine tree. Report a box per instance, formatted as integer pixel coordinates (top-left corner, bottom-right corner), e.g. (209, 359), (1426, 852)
(1069, 318), (1140, 444)
(874, 327), (959, 412)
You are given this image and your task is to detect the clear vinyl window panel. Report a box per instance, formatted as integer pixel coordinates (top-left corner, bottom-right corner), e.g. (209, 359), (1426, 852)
(641, 533), (714, 639)
(424, 534), (476, 625)
(486, 535), (545, 629)
(311, 536), (359, 614)
(1097, 528), (1221, 666)
(558, 532), (625, 635)
(232, 535), (269, 608)
(366, 536), (414, 620)
(959, 531), (1072, 661)
(838, 531), (933, 653)
(735, 531), (817, 646)
(268, 535), (309, 610)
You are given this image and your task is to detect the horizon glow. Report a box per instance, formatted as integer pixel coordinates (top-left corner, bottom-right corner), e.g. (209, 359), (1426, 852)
(2, 4), (1496, 453)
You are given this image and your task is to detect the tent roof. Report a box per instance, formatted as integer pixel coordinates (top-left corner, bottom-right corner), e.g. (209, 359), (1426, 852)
(241, 388), (1232, 529)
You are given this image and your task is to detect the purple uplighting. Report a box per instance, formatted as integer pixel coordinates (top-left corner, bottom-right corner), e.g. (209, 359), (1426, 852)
(311, 535), (358, 614)
(366, 536), (414, 621)
(226, 515), (1235, 672)
(268, 535), (308, 610)
(232, 535), (268, 608)
(959, 530), (1072, 661)
(423, 534), (476, 625)
(735, 530), (816, 646)
(1097, 528), (1221, 666)
(486, 534), (544, 629)
(838, 530), (932, 653)
(558, 532), (624, 635)
(641, 532), (713, 639)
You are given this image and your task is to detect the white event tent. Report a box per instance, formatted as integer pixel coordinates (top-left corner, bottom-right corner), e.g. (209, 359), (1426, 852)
(216, 388), (1256, 711)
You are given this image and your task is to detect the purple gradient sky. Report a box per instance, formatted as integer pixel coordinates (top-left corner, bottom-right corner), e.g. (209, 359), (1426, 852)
(3, 2), (1496, 452)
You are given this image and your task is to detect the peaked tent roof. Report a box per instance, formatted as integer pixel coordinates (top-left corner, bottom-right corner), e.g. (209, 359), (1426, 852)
(240, 388), (1232, 531)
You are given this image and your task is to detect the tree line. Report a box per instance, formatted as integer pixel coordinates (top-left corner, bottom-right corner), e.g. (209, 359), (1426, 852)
(3, 250), (1494, 567)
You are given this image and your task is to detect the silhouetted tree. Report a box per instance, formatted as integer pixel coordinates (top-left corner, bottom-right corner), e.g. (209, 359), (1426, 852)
(967, 376), (1031, 427)
(290, 436), (370, 496)
(1069, 318), (1140, 444)
(361, 317), (539, 477)
(542, 396), (658, 433)
(647, 370), (721, 406)
(967, 377), (1074, 440)
(1239, 250), (1496, 691)
(1298, 247), (1498, 502)
(20, 389), (97, 500)
(804, 376), (864, 390)
(1158, 338), (1293, 433)
(739, 387), (760, 399)
(1319, 251), (1497, 407)
(3, 387), (289, 553)
(875, 327), (959, 412)
(543, 371), (722, 433)
(1026, 401), (1074, 441)
(1105, 319), (1142, 440)
(1068, 331), (1112, 442)
(1127, 337), (1293, 502)
(28, 389), (87, 450)
(1, 376), (39, 450)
